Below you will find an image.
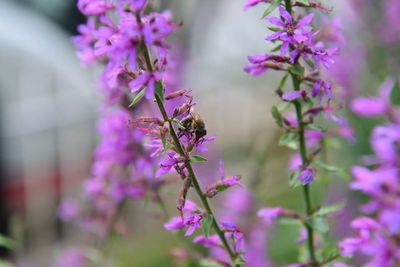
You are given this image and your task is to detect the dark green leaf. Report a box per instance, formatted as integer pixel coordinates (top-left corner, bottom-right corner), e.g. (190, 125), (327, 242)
(155, 81), (165, 103)
(315, 202), (345, 217)
(289, 65), (305, 78)
(262, 0), (282, 18)
(190, 155), (208, 163)
(128, 88), (145, 108)
(201, 215), (213, 239)
(271, 106), (284, 127)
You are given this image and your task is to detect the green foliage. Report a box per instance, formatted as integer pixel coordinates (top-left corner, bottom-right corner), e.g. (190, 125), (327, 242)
(307, 216), (329, 234)
(190, 155), (208, 163)
(233, 256), (247, 266)
(279, 132), (299, 150)
(129, 88), (145, 107)
(262, 0), (282, 18)
(0, 235), (13, 249)
(289, 170), (302, 188)
(155, 81), (165, 103)
(271, 106), (284, 127)
(288, 65), (305, 79)
(201, 215), (213, 239)
(314, 202), (345, 217)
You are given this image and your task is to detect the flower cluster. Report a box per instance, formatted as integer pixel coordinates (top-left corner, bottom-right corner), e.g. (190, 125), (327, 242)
(339, 79), (400, 266)
(72, 0), (245, 265)
(244, 1), (346, 266)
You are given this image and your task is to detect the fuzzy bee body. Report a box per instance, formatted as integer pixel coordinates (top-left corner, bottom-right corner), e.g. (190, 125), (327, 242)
(181, 113), (207, 142)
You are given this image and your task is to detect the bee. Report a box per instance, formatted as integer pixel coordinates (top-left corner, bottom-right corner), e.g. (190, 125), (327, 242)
(181, 113), (207, 142)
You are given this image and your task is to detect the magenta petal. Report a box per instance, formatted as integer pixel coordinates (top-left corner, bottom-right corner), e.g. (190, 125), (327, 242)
(282, 90), (302, 101)
(266, 16), (285, 27)
(296, 13), (314, 28)
(129, 72), (150, 93)
(265, 31), (282, 41)
(278, 6), (292, 23)
(351, 98), (388, 117)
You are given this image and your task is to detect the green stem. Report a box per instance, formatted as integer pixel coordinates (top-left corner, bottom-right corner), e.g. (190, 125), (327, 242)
(292, 74), (317, 266)
(283, 1), (317, 264)
(137, 13), (238, 265)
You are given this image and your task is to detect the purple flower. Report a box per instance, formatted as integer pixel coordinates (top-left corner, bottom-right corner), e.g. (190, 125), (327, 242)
(58, 199), (80, 222)
(193, 235), (222, 248)
(243, 0), (270, 10)
(298, 167), (314, 185)
(52, 247), (88, 267)
(129, 71), (163, 99)
(311, 42), (339, 68)
(77, 0), (113, 16)
(312, 79), (332, 104)
(119, 0), (147, 13)
(222, 222), (245, 253)
(282, 90), (304, 101)
(164, 216), (185, 231)
(184, 214), (203, 236)
(351, 98), (388, 117)
(266, 7), (314, 55)
(205, 161), (242, 198)
(257, 207), (284, 225)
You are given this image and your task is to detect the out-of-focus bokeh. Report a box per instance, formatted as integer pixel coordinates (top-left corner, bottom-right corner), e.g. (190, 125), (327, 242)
(0, 0), (399, 266)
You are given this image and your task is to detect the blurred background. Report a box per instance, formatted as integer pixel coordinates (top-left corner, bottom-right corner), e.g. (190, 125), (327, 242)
(0, 0), (399, 266)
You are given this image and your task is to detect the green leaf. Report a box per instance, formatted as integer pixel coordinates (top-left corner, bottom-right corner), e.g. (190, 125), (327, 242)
(233, 256), (246, 266)
(262, 0), (281, 18)
(0, 261), (13, 267)
(190, 155), (208, 163)
(276, 101), (290, 112)
(161, 133), (168, 152)
(271, 106), (284, 127)
(201, 215), (213, 239)
(390, 81), (400, 106)
(0, 235), (13, 249)
(173, 118), (185, 129)
(315, 202), (345, 217)
(155, 81), (165, 103)
(279, 132), (299, 150)
(278, 73), (289, 89)
(308, 216), (329, 234)
(128, 88), (145, 107)
(296, 0), (309, 5)
(199, 260), (225, 267)
(268, 26), (281, 32)
(271, 44), (282, 52)
(289, 170), (302, 188)
(289, 65), (305, 78)
(315, 161), (341, 173)
(304, 58), (315, 69)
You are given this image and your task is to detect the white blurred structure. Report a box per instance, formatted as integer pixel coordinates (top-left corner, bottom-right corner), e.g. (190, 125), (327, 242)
(0, 1), (96, 263)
